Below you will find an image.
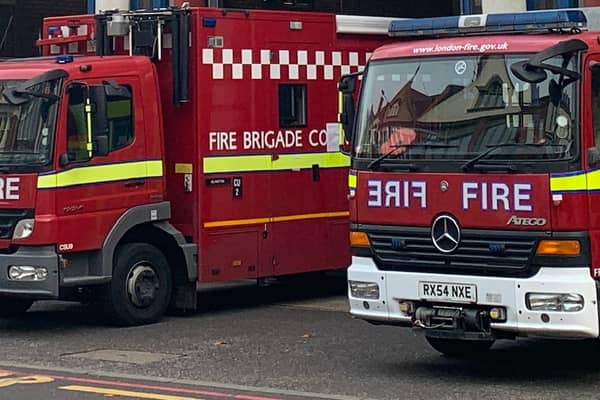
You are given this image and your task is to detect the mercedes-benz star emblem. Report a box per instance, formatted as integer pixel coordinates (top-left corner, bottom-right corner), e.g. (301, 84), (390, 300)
(440, 180), (449, 192)
(431, 215), (461, 253)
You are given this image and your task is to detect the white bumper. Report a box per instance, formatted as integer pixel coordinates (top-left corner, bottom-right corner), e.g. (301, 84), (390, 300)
(348, 256), (599, 339)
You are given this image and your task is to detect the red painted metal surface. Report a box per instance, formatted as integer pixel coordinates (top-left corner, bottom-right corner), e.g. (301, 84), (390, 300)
(19, 7), (391, 283)
(354, 171), (552, 230)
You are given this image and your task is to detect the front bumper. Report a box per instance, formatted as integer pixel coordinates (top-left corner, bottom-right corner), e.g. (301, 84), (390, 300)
(349, 256), (599, 339)
(0, 246), (59, 298)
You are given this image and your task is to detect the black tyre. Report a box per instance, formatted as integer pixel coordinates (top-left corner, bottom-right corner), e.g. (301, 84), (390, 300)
(0, 297), (34, 318)
(425, 336), (494, 357)
(104, 243), (172, 326)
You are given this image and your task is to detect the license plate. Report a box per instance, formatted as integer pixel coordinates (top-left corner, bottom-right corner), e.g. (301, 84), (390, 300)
(419, 281), (477, 303)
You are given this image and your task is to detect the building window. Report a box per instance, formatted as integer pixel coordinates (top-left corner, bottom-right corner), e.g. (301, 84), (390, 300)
(262, 0), (314, 11)
(461, 0), (482, 14)
(279, 84), (307, 128)
(527, 0), (580, 9)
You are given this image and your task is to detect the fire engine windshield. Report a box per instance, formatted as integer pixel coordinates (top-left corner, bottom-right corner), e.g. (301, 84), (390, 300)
(354, 54), (578, 172)
(0, 78), (60, 171)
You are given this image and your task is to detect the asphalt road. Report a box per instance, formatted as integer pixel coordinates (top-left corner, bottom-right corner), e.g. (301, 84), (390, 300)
(1, 273), (600, 400)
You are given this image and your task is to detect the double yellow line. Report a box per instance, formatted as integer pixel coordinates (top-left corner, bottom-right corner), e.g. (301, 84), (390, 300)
(62, 385), (205, 400)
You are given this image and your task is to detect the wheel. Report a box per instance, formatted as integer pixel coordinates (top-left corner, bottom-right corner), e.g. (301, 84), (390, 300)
(103, 243), (172, 326)
(425, 336), (494, 357)
(0, 297), (34, 318)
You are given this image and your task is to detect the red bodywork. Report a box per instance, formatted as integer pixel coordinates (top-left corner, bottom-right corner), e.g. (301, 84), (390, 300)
(0, 57), (164, 252)
(10, 7), (391, 283)
(348, 31), (600, 277)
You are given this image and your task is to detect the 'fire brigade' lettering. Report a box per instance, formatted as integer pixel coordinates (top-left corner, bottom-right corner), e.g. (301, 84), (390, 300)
(208, 128), (330, 152)
(0, 178), (20, 200)
(209, 131), (238, 151)
(462, 182), (532, 212)
(308, 129), (327, 147)
(367, 180), (426, 209)
(243, 130), (302, 150)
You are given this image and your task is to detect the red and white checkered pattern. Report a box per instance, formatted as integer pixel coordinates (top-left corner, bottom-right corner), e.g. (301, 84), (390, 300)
(202, 48), (372, 80)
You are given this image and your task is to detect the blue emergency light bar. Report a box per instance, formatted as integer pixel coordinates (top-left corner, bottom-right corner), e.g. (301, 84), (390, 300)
(388, 10), (587, 37)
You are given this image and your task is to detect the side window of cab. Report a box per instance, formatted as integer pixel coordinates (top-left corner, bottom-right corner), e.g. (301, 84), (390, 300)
(106, 86), (134, 151)
(66, 86), (89, 162)
(65, 83), (134, 163)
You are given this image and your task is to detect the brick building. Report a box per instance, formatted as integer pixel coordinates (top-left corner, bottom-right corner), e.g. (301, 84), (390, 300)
(0, 0), (86, 58)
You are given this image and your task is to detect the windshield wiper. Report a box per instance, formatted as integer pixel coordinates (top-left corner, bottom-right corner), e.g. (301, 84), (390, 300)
(367, 144), (458, 170)
(2, 87), (59, 105)
(461, 143), (565, 172)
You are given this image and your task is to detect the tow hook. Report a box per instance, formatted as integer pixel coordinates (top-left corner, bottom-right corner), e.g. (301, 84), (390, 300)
(413, 306), (490, 333)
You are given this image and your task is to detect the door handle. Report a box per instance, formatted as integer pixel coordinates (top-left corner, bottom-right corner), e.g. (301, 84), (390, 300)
(124, 179), (146, 188)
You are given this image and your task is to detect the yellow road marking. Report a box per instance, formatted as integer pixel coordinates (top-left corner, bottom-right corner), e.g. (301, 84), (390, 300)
(61, 385), (205, 400)
(204, 210), (349, 228)
(0, 375), (54, 388)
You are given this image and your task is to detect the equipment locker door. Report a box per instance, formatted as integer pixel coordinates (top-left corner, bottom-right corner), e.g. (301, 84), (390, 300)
(268, 55), (350, 275)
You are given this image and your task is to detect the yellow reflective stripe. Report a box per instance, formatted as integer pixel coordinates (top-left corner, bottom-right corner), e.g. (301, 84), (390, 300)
(37, 160), (163, 189)
(550, 171), (587, 193)
(204, 217), (270, 228)
(204, 155), (271, 174)
(203, 152), (349, 174)
(272, 211), (349, 222)
(175, 163), (193, 174)
(272, 152), (349, 170)
(587, 169), (600, 191)
(348, 172), (357, 189)
(204, 211), (349, 228)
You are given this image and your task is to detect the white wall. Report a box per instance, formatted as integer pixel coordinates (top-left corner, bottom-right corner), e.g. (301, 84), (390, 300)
(481, 0), (527, 13)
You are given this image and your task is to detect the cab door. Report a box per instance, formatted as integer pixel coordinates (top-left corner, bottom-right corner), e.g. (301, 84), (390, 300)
(53, 77), (161, 253)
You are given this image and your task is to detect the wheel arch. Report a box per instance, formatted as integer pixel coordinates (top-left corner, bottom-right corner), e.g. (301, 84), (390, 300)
(98, 202), (197, 284)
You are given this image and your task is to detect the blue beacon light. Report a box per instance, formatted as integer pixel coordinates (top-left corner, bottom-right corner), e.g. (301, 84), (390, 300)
(388, 9), (587, 38)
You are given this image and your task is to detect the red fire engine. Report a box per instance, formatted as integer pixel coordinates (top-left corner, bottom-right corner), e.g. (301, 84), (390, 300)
(341, 9), (600, 355)
(0, 2), (389, 325)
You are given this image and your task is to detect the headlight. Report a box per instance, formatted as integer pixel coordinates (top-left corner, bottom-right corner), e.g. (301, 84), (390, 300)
(8, 266), (48, 281)
(349, 280), (379, 299)
(13, 219), (34, 239)
(526, 293), (584, 312)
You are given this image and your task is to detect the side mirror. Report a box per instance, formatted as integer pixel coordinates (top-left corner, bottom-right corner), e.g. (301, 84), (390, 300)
(340, 94), (355, 143)
(339, 74), (357, 94)
(589, 147), (600, 166)
(338, 73), (360, 143)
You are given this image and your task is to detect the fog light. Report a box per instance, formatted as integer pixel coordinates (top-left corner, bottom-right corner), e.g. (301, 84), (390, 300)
(489, 307), (507, 321)
(8, 266), (48, 281)
(398, 300), (415, 315)
(526, 293), (584, 312)
(349, 280), (379, 299)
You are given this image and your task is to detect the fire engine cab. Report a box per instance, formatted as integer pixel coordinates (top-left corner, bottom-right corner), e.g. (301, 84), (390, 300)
(341, 9), (600, 355)
(0, 1), (389, 325)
